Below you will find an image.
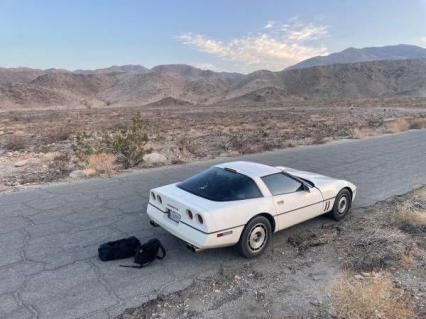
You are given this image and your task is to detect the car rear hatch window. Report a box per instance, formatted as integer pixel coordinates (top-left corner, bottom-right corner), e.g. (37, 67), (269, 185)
(177, 167), (262, 201)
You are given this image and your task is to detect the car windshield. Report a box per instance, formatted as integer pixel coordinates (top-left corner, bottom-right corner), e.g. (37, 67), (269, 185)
(177, 167), (262, 201)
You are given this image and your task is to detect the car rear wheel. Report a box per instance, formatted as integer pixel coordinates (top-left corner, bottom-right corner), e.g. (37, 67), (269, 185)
(329, 189), (351, 221)
(237, 216), (272, 258)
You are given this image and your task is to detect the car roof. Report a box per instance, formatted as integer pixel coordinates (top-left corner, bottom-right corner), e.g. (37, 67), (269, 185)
(214, 161), (281, 178)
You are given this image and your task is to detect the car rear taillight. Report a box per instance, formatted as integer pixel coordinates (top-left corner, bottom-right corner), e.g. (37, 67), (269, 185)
(186, 209), (193, 220)
(196, 214), (203, 224)
(156, 195), (162, 204)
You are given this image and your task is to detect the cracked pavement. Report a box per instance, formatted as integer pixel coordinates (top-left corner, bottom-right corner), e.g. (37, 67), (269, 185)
(0, 130), (425, 319)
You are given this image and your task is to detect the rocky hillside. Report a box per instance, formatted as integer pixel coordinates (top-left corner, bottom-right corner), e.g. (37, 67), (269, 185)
(1, 58), (426, 108)
(287, 44), (426, 70)
(279, 59), (426, 99)
(226, 59), (426, 101)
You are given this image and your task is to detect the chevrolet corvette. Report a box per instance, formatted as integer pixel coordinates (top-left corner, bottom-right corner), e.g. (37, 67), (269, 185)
(147, 161), (356, 258)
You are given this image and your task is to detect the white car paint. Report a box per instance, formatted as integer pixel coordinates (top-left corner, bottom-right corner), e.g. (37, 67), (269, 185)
(146, 161), (356, 251)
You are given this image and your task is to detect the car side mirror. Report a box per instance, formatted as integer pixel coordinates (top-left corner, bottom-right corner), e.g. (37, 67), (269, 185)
(302, 183), (310, 192)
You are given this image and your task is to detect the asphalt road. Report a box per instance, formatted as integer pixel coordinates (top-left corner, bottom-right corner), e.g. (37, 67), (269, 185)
(0, 130), (425, 319)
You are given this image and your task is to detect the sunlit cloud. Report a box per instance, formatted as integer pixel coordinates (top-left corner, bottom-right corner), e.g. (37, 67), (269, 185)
(287, 24), (328, 41)
(264, 20), (275, 29)
(178, 18), (329, 72)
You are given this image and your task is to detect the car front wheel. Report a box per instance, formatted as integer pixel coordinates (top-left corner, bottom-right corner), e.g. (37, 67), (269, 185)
(237, 216), (272, 258)
(329, 189), (352, 221)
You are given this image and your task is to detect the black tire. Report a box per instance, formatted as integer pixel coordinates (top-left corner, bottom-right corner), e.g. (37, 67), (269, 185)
(237, 216), (272, 258)
(329, 189), (352, 221)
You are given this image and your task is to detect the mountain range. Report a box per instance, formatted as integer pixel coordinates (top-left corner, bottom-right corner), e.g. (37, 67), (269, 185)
(1, 44), (426, 109)
(287, 44), (426, 69)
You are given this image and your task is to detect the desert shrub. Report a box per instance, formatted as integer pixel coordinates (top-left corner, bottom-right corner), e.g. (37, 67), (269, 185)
(101, 112), (149, 168)
(72, 112), (149, 169)
(177, 136), (199, 155)
(4, 134), (26, 151)
(346, 228), (419, 271)
(46, 153), (72, 180)
(72, 131), (96, 159)
(224, 133), (258, 154)
(224, 133), (245, 152)
(331, 272), (414, 319)
(87, 153), (116, 176)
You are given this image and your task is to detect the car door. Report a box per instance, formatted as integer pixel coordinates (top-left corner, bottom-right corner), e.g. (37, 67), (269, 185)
(261, 173), (324, 230)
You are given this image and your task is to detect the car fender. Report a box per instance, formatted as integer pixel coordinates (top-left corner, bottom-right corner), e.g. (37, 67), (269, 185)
(203, 197), (276, 234)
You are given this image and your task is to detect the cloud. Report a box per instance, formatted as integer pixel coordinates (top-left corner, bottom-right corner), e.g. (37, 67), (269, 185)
(264, 21), (275, 29)
(287, 24), (328, 41)
(178, 18), (329, 72)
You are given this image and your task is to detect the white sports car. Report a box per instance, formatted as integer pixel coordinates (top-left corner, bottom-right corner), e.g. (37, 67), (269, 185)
(147, 161), (356, 258)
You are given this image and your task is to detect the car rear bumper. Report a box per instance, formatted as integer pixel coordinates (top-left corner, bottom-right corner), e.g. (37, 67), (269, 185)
(146, 203), (243, 250)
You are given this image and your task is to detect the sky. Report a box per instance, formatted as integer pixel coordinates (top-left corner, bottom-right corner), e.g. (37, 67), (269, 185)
(1, 0), (425, 73)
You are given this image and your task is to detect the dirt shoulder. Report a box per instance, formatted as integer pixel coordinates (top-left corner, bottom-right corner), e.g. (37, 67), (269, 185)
(1, 99), (425, 192)
(117, 188), (426, 319)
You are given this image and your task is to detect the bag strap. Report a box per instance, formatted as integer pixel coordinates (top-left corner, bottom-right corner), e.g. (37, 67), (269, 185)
(156, 242), (166, 260)
(119, 264), (144, 269)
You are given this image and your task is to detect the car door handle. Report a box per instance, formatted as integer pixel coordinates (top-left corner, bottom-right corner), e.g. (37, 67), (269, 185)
(277, 200), (284, 205)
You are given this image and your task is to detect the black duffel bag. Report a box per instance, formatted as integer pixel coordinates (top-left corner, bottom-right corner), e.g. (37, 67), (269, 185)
(121, 238), (166, 268)
(98, 236), (141, 261)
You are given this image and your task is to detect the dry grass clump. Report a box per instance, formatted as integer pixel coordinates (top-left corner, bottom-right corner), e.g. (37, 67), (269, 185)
(384, 118), (410, 133)
(384, 117), (426, 133)
(350, 117), (426, 139)
(407, 117), (426, 129)
(347, 228), (419, 271)
(331, 272), (414, 319)
(310, 135), (329, 144)
(87, 153), (116, 176)
(416, 187), (426, 201)
(393, 207), (426, 230)
(392, 189), (426, 234)
(350, 127), (378, 139)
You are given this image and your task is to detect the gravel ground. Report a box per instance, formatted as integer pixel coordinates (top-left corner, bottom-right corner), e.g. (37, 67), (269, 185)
(118, 188), (426, 319)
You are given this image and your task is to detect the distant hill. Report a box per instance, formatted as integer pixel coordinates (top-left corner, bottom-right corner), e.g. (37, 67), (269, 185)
(73, 65), (150, 75)
(1, 57), (426, 109)
(287, 44), (426, 70)
(0, 67), (68, 85)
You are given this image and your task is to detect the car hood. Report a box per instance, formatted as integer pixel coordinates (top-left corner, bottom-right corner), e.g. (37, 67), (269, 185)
(276, 166), (356, 200)
(276, 166), (337, 188)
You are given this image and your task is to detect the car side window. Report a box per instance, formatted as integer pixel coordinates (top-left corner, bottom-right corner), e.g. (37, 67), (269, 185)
(261, 173), (303, 196)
